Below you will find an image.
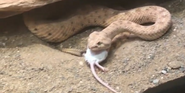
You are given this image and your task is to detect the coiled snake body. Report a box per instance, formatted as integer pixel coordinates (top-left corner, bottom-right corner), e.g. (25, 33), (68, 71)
(23, 5), (172, 46)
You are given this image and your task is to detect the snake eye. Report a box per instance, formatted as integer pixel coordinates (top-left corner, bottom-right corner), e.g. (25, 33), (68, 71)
(97, 42), (102, 45)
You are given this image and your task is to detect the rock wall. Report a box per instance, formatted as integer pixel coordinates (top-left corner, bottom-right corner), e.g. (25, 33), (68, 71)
(0, 0), (61, 18)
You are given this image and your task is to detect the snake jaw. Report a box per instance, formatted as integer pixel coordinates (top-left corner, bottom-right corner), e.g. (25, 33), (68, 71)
(88, 41), (111, 51)
(88, 31), (112, 51)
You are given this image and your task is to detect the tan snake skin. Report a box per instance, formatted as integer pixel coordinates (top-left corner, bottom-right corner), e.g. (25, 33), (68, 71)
(87, 6), (172, 51)
(23, 5), (172, 50)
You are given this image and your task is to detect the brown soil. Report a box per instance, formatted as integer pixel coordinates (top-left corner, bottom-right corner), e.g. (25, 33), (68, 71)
(0, 0), (185, 93)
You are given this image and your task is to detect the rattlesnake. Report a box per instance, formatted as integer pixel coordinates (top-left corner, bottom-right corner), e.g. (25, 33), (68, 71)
(86, 6), (172, 51)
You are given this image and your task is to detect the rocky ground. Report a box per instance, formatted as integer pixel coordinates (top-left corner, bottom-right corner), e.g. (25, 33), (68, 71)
(0, 0), (185, 93)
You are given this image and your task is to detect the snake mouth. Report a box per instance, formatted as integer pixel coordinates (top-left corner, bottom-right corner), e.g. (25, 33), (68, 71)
(88, 45), (100, 51)
(89, 47), (107, 53)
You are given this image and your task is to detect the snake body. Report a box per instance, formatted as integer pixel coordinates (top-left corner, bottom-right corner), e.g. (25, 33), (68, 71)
(87, 5), (172, 51)
(23, 5), (171, 44)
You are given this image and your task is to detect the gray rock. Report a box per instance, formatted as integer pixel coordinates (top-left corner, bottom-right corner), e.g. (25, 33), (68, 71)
(161, 70), (167, 74)
(152, 79), (159, 84)
(167, 61), (183, 69)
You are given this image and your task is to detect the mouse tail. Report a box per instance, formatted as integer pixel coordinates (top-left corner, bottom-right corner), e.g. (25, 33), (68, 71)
(90, 63), (119, 93)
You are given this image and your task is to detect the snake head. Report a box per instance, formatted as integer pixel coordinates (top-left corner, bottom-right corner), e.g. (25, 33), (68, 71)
(88, 31), (112, 51)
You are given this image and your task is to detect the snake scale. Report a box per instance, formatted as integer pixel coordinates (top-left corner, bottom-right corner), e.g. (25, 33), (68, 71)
(23, 5), (172, 46)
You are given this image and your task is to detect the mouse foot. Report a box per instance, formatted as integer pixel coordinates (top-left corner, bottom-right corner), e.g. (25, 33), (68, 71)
(95, 62), (108, 72)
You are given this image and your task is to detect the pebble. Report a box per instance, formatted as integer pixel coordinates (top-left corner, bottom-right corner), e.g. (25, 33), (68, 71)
(17, 42), (23, 46)
(0, 36), (8, 41)
(161, 70), (167, 74)
(168, 61), (183, 69)
(0, 42), (6, 47)
(116, 86), (120, 90)
(164, 67), (171, 72)
(28, 90), (36, 93)
(152, 79), (159, 84)
(123, 58), (130, 63)
(179, 67), (185, 72)
(135, 91), (139, 93)
(79, 61), (84, 66)
(147, 54), (155, 60)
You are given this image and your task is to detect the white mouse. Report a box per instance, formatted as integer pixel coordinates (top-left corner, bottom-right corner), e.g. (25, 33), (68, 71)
(84, 48), (119, 93)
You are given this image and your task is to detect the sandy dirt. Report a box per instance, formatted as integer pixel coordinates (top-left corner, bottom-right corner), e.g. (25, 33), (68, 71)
(0, 0), (185, 93)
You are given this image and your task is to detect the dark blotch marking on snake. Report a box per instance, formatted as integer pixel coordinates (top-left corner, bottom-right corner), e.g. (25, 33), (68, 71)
(104, 13), (107, 17)
(124, 12), (132, 16)
(34, 28), (38, 31)
(145, 8), (149, 11)
(135, 8), (141, 12)
(94, 19), (97, 23)
(146, 17), (150, 21)
(81, 23), (84, 27)
(102, 20), (106, 24)
(48, 33), (52, 36)
(70, 21), (74, 24)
